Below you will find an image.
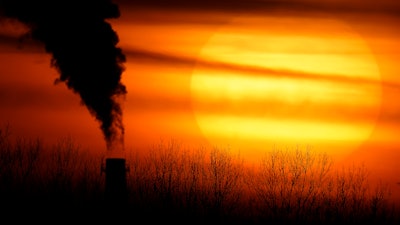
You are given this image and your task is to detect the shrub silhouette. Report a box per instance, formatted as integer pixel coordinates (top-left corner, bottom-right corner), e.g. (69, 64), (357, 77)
(248, 146), (397, 224)
(0, 125), (399, 224)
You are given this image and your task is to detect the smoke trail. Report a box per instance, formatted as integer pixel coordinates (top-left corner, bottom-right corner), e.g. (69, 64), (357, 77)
(0, 0), (127, 151)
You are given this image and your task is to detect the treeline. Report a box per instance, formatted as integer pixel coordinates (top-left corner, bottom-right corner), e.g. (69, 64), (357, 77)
(0, 126), (398, 224)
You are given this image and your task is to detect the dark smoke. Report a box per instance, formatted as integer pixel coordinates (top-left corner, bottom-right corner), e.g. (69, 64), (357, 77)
(0, 0), (127, 150)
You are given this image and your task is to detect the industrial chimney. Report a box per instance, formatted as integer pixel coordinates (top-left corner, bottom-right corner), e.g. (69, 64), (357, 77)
(102, 157), (128, 207)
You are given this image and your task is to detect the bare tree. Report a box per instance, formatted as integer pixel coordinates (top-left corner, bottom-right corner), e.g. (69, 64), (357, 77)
(203, 146), (244, 220)
(252, 145), (333, 223)
(147, 139), (186, 209)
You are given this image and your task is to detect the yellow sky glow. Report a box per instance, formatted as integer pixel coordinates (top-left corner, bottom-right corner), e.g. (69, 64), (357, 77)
(190, 16), (382, 158)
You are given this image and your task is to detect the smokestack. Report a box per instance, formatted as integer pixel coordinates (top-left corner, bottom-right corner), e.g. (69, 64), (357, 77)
(102, 157), (128, 207)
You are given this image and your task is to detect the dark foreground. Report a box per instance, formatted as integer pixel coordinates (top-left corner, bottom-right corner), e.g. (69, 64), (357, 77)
(0, 134), (399, 224)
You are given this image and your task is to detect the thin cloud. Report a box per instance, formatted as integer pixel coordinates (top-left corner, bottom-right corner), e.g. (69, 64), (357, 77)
(116, 0), (400, 17)
(126, 48), (400, 90)
(3, 26), (396, 91)
(0, 33), (45, 53)
(0, 83), (77, 110)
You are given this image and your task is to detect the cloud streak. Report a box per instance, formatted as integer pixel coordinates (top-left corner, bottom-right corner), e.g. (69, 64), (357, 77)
(127, 48), (400, 90)
(117, 0), (400, 17)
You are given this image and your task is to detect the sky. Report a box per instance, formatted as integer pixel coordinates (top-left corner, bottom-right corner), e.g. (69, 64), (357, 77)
(0, 0), (399, 200)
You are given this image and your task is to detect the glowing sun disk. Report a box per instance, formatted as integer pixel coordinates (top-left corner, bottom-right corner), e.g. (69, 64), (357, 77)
(190, 15), (382, 159)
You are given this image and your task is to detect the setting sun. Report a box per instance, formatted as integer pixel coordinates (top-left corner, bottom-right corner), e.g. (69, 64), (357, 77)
(191, 15), (382, 160)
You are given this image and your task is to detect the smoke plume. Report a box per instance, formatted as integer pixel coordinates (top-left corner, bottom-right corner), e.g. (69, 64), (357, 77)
(0, 0), (127, 151)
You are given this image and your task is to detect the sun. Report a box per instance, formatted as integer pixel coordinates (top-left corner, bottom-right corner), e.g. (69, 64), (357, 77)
(190, 15), (382, 162)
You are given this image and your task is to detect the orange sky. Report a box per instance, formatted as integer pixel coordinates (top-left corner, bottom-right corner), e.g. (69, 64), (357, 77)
(0, 0), (400, 200)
